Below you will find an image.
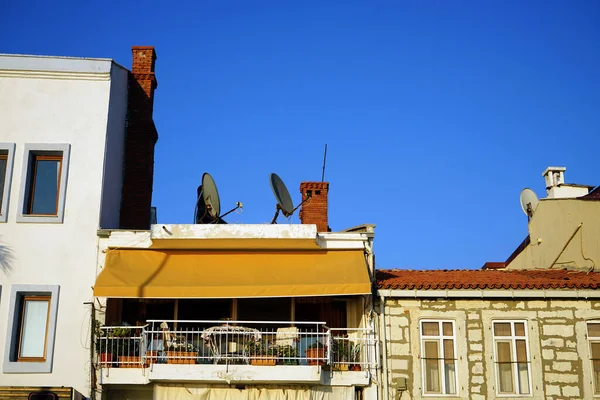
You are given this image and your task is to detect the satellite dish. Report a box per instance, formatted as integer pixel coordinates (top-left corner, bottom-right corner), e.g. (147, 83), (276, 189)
(270, 173), (294, 217)
(202, 173), (221, 218)
(194, 172), (243, 224)
(520, 188), (539, 218)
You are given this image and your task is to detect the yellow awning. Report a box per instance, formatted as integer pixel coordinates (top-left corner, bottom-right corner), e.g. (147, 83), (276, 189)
(93, 249), (371, 298)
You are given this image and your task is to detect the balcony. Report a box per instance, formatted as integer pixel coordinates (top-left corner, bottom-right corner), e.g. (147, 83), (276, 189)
(96, 320), (375, 386)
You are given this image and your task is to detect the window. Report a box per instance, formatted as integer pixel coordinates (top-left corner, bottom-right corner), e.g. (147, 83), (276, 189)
(0, 143), (16, 223)
(17, 296), (51, 361)
(17, 144), (70, 223)
(3, 285), (60, 373)
(492, 321), (531, 396)
(587, 322), (600, 395)
(420, 320), (457, 395)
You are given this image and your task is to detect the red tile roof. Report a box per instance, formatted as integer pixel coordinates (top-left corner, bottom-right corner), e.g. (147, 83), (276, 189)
(376, 269), (600, 290)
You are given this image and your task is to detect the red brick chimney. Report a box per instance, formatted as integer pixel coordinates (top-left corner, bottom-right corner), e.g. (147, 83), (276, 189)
(119, 46), (159, 230)
(299, 182), (330, 232)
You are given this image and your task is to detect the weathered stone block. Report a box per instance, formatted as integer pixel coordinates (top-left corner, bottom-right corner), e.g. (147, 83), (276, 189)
(556, 351), (578, 361)
(471, 362), (483, 375)
(389, 326), (404, 341)
(468, 353), (482, 362)
(542, 349), (555, 360)
(539, 310), (574, 318)
(394, 358), (409, 371)
(552, 361), (572, 372)
(470, 394), (485, 400)
(388, 315), (409, 327)
(542, 325), (574, 337)
(391, 342), (410, 355)
(467, 313), (480, 320)
(561, 385), (580, 397)
(566, 340), (576, 348)
(471, 375), (484, 384)
(455, 300), (490, 309)
(491, 302), (509, 309)
(546, 385), (561, 396)
(470, 343), (483, 352)
(545, 373), (579, 383)
(527, 300), (549, 309)
(543, 318), (568, 324)
(468, 329), (482, 342)
(542, 338), (564, 347)
(551, 300), (590, 309)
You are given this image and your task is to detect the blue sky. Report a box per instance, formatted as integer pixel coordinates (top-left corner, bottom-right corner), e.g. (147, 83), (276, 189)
(2, 1), (599, 270)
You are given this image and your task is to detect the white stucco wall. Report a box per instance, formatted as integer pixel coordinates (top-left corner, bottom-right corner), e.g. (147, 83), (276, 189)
(0, 56), (125, 396)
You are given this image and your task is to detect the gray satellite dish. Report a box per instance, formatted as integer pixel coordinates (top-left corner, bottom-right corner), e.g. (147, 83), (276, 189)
(520, 188), (539, 218)
(270, 173), (294, 217)
(202, 172), (221, 218)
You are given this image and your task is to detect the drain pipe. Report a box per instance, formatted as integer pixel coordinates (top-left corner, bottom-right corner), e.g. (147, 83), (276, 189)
(380, 294), (390, 400)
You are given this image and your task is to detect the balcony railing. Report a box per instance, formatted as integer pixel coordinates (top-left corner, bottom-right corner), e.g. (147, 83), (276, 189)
(96, 320), (374, 371)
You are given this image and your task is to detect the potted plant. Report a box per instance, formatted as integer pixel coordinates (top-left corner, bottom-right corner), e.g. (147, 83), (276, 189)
(277, 345), (299, 365)
(94, 322), (116, 367)
(349, 342), (362, 371)
(332, 339), (349, 371)
(246, 340), (277, 366)
(166, 341), (197, 365)
(118, 338), (144, 368)
(305, 340), (326, 366)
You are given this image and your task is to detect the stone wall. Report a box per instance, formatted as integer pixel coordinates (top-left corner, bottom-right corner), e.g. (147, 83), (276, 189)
(382, 297), (600, 400)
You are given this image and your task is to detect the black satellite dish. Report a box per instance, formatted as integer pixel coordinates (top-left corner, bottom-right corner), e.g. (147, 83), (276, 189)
(194, 173), (242, 224)
(269, 173), (310, 224)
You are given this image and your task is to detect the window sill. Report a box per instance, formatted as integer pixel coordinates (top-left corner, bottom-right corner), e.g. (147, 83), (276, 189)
(16, 214), (63, 224)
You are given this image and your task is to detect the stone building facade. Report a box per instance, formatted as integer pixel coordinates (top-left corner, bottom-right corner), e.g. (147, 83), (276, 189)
(377, 270), (600, 400)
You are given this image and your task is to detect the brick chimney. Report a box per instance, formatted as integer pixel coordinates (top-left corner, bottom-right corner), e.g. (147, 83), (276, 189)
(299, 182), (330, 232)
(119, 46), (159, 230)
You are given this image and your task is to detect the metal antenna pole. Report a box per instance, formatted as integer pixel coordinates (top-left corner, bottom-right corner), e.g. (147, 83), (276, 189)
(321, 144), (328, 182)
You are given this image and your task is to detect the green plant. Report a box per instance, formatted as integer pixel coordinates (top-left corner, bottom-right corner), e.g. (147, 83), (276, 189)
(277, 345), (299, 365)
(332, 339), (350, 362)
(349, 342), (361, 363)
(246, 339), (276, 356)
(94, 321), (117, 355)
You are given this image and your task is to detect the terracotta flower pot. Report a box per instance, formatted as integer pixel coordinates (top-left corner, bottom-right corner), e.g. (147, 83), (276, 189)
(99, 353), (113, 367)
(166, 351), (196, 364)
(250, 356), (277, 366)
(306, 348), (325, 366)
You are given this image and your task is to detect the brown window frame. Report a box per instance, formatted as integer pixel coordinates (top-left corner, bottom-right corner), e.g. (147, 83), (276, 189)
(26, 155), (63, 216)
(17, 295), (51, 362)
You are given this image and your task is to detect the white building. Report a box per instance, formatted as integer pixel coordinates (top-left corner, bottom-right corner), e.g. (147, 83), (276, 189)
(0, 47), (160, 399)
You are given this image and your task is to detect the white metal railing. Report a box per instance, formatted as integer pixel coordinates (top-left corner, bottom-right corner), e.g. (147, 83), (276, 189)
(96, 320), (375, 370)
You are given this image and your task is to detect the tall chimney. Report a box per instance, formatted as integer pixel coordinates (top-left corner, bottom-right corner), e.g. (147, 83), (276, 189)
(299, 182), (330, 232)
(119, 46), (159, 230)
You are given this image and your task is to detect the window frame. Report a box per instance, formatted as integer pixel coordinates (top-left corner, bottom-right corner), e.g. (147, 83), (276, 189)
(17, 295), (52, 362)
(419, 319), (459, 396)
(3, 285), (60, 373)
(0, 143), (16, 223)
(17, 144), (70, 224)
(492, 320), (532, 397)
(26, 155), (63, 216)
(587, 321), (600, 396)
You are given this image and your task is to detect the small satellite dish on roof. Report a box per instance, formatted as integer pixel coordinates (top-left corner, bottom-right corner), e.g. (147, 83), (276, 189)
(269, 173), (312, 224)
(194, 173), (242, 224)
(520, 188), (539, 219)
(270, 173), (294, 217)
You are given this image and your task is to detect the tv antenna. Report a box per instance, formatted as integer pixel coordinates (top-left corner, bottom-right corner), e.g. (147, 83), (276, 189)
(269, 173), (311, 224)
(194, 173), (242, 224)
(519, 188), (539, 220)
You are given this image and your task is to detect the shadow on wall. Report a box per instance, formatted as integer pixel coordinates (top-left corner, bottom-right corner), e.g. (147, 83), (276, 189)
(0, 236), (15, 275)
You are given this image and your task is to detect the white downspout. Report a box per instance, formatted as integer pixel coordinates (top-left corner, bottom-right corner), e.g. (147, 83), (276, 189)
(380, 294), (390, 400)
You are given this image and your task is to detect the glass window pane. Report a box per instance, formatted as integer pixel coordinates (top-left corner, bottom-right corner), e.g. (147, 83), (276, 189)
(442, 322), (453, 336)
(594, 360), (600, 394)
(425, 359), (441, 393)
(424, 341), (439, 359)
(589, 323), (600, 338)
(498, 362), (514, 393)
(422, 322), (439, 336)
(515, 322), (525, 336)
(518, 363), (530, 394)
(444, 360), (457, 394)
(497, 341), (512, 362)
(516, 340), (528, 362)
(30, 158), (61, 215)
(19, 299), (49, 358)
(443, 339), (454, 359)
(494, 322), (511, 336)
(0, 157), (6, 208)
(591, 343), (600, 359)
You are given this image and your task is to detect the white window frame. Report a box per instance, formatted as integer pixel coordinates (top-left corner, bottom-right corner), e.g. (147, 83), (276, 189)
(16, 143), (70, 224)
(0, 143), (16, 223)
(492, 320), (532, 397)
(419, 319), (459, 396)
(587, 321), (600, 396)
(3, 285), (60, 373)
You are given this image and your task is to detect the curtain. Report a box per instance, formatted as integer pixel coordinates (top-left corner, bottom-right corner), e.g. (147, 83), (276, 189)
(423, 341), (440, 393)
(19, 299), (49, 358)
(496, 341), (513, 393)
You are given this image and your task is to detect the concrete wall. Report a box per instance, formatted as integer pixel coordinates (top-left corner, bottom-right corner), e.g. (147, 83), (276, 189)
(99, 64), (128, 229)
(508, 199), (600, 271)
(383, 297), (600, 400)
(0, 58), (123, 396)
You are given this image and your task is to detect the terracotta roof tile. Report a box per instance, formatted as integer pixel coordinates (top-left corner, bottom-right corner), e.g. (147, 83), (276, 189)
(376, 269), (600, 290)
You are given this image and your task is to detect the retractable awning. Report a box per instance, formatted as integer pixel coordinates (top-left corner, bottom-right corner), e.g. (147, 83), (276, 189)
(93, 249), (371, 298)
